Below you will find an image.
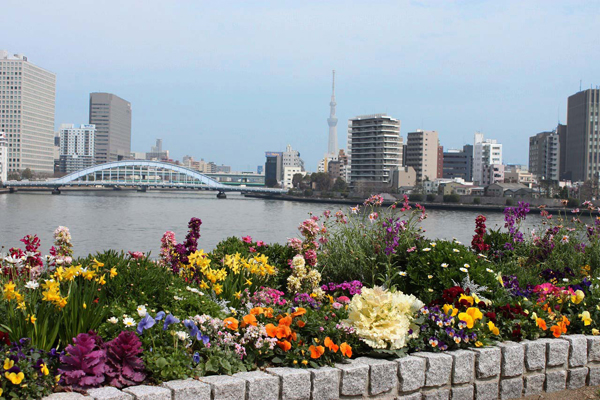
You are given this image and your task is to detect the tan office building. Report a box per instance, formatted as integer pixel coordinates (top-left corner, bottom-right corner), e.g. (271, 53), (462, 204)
(405, 130), (439, 182)
(0, 51), (56, 174)
(89, 93), (132, 165)
(563, 88), (600, 182)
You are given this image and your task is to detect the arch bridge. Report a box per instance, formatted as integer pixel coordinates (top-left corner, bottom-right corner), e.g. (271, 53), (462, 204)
(5, 160), (284, 196)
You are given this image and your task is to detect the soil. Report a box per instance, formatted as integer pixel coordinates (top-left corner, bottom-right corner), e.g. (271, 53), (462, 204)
(521, 387), (600, 399)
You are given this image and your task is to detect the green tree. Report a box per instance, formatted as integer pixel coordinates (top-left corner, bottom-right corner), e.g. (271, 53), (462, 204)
(21, 168), (33, 180)
(310, 172), (332, 191)
(332, 177), (348, 192)
(292, 173), (304, 189)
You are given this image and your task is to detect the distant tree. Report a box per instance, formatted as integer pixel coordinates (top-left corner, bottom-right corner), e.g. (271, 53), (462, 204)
(310, 172), (332, 191)
(265, 178), (278, 188)
(292, 173), (304, 189)
(332, 177), (348, 192)
(7, 172), (20, 181)
(21, 168), (33, 180)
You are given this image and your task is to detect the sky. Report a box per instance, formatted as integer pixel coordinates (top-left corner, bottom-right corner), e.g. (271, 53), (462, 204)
(3, 0), (599, 172)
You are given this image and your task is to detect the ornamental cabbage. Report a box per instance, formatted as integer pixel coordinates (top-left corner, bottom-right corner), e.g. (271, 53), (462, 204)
(344, 286), (423, 350)
(105, 331), (146, 388)
(58, 333), (106, 389)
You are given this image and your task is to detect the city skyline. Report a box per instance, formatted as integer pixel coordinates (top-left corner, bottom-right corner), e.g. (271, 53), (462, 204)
(3, 0), (599, 171)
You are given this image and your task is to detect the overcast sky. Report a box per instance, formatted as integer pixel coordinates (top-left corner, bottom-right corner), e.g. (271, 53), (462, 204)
(3, 0), (599, 171)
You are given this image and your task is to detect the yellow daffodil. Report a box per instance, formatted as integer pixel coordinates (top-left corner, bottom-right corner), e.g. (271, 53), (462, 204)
(497, 272), (504, 287)
(5, 371), (25, 384)
(110, 267), (118, 278)
(571, 290), (585, 305)
(234, 291), (242, 299)
(245, 278), (252, 286)
(96, 274), (107, 285)
(83, 303), (87, 309)
(30, 315), (37, 324)
(93, 258), (104, 268)
(213, 284), (223, 296)
(0, 388), (3, 397)
(592, 329), (599, 336)
(82, 269), (96, 280)
(41, 363), (49, 376)
(199, 281), (209, 289)
(579, 311), (592, 326)
(55, 374), (61, 383)
(3, 281), (16, 293)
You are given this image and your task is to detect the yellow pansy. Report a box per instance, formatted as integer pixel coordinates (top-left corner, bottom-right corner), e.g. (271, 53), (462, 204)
(592, 329), (599, 336)
(41, 363), (49, 376)
(488, 321), (500, 335)
(571, 290), (585, 305)
(459, 294), (474, 306)
(4, 358), (14, 370)
(579, 311), (592, 326)
(5, 371), (25, 384)
(442, 304), (459, 317)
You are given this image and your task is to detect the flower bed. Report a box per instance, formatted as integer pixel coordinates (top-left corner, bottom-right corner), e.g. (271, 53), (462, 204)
(2, 196), (600, 400)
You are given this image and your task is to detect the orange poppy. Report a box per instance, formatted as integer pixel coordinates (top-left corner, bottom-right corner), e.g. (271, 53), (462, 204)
(265, 323), (277, 338)
(291, 307), (307, 318)
(340, 342), (352, 357)
(309, 345), (325, 359)
(242, 314), (258, 327)
(324, 337), (339, 353)
(296, 320), (306, 328)
(250, 307), (263, 315)
(277, 340), (292, 352)
(223, 317), (239, 331)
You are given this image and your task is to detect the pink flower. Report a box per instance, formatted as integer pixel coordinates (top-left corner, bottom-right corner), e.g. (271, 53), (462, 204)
(407, 246), (417, 253)
(249, 247), (256, 253)
(242, 236), (253, 243)
(332, 302), (343, 310)
(304, 249), (317, 266)
(337, 296), (351, 304)
(368, 212), (378, 223)
(128, 251), (145, 259)
(256, 240), (265, 247)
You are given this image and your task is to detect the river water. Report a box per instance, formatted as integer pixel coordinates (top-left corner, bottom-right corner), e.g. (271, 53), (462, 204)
(0, 191), (546, 257)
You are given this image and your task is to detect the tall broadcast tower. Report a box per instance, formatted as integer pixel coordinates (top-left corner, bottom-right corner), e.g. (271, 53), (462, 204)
(327, 70), (338, 156)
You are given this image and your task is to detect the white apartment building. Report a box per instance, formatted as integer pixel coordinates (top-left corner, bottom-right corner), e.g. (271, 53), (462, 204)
(405, 130), (439, 183)
(59, 124), (96, 174)
(347, 114), (402, 184)
(473, 132), (503, 185)
(0, 51), (56, 175)
(282, 144), (304, 173)
(0, 131), (8, 182)
(283, 166), (304, 189)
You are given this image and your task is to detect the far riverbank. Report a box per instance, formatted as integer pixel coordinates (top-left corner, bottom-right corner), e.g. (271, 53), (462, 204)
(243, 193), (595, 215)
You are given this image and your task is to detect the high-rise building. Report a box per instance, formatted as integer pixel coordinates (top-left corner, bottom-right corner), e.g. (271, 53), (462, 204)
(437, 145), (444, 179)
(473, 132), (502, 185)
(347, 114), (402, 184)
(327, 70), (338, 157)
(0, 131), (8, 182)
(563, 88), (600, 182)
(146, 138), (169, 160)
(529, 129), (560, 182)
(89, 92), (132, 165)
(557, 123), (567, 179)
(443, 145), (473, 181)
(59, 124), (96, 174)
(283, 144), (304, 171)
(405, 130), (439, 183)
(265, 152), (283, 187)
(0, 51), (56, 174)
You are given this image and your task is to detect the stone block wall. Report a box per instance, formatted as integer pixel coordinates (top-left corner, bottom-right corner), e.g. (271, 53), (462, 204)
(44, 335), (600, 400)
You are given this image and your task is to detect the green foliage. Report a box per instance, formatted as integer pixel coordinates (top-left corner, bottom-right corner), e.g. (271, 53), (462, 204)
(396, 240), (501, 304)
(443, 194), (460, 203)
(473, 197), (481, 204)
(194, 348), (247, 376)
(143, 346), (192, 383)
(426, 194), (436, 202)
(409, 193), (423, 202)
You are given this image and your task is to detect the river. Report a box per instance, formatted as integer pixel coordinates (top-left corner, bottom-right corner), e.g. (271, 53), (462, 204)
(0, 191), (548, 257)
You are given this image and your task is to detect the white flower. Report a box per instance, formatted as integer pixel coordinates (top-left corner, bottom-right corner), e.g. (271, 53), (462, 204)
(422, 248), (431, 252)
(441, 263), (448, 268)
(486, 268), (494, 273)
(123, 317), (135, 327)
(174, 296), (183, 301)
(108, 317), (118, 324)
(25, 280), (39, 290)
(176, 331), (189, 341)
(478, 253), (487, 258)
(563, 278), (569, 282)
(428, 289), (433, 292)
(399, 271), (407, 276)
(137, 305), (147, 317)
(428, 275), (433, 279)
(561, 235), (569, 244)
(464, 263), (470, 269)
(455, 241), (462, 245)
(430, 242), (436, 247)
(460, 267), (468, 273)
(453, 249), (460, 253)
(292, 254), (306, 268)
(351, 206), (359, 214)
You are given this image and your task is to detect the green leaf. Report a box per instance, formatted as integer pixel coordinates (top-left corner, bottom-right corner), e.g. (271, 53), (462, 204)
(155, 357), (168, 369)
(205, 357), (220, 372)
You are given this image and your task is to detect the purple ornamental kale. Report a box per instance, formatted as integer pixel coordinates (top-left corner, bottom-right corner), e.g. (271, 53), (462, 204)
(58, 333), (106, 389)
(104, 331), (146, 388)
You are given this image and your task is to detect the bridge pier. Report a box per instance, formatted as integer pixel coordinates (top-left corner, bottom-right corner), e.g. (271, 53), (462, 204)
(51, 188), (61, 195)
(137, 186), (147, 192)
(217, 191), (227, 199)
(113, 186), (121, 191)
(9, 187), (17, 193)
